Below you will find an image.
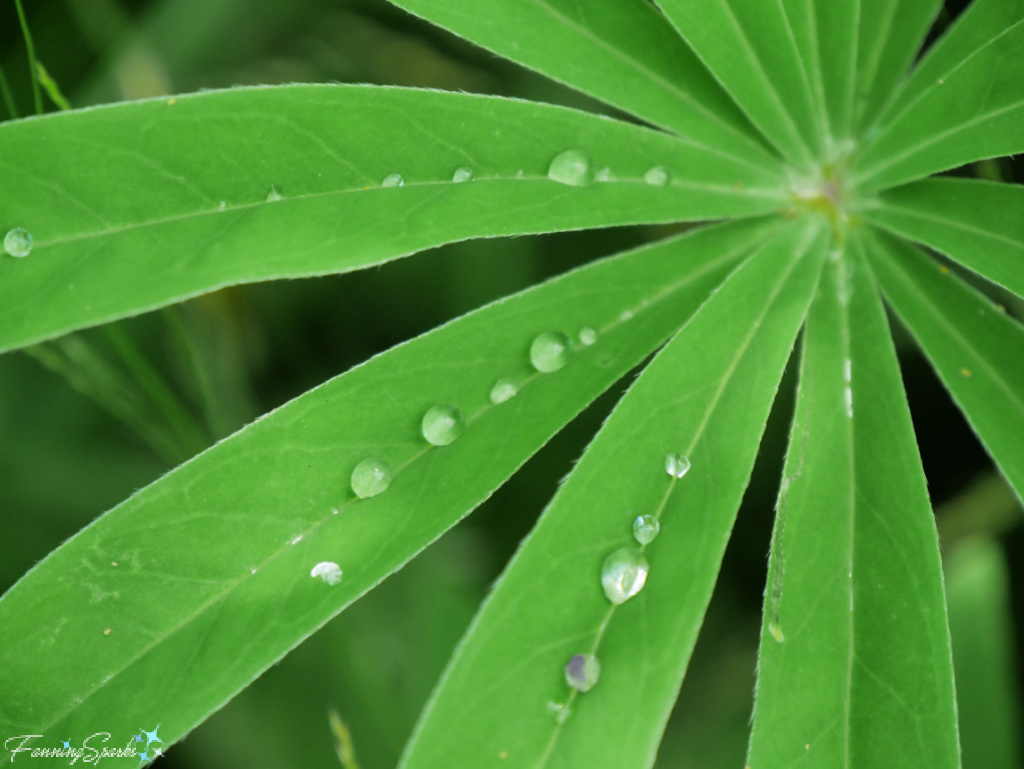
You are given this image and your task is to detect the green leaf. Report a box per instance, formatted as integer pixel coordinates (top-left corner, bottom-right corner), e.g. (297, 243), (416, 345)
(748, 237), (959, 768)
(863, 228), (1024, 503)
(853, 18), (1024, 191)
(0, 84), (787, 354)
(871, 0), (1024, 134)
(0, 217), (778, 758)
(399, 218), (828, 768)
(946, 537), (1024, 769)
(782, 0), (857, 143)
(864, 178), (1024, 299)
(385, 0), (778, 168)
(853, 0), (943, 131)
(655, 0), (823, 169)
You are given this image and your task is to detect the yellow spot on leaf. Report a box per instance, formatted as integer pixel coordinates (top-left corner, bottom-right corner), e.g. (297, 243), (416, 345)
(939, 265), (949, 274)
(961, 368), (972, 377)
(103, 628), (111, 636)
(167, 98), (176, 106)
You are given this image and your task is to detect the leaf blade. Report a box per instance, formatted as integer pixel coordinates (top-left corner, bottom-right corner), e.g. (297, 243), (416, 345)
(0, 84), (787, 354)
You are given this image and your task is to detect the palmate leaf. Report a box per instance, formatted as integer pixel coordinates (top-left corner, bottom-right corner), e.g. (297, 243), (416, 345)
(0, 85), (786, 354)
(0, 217), (780, 758)
(400, 219), (828, 767)
(747, 237), (959, 768)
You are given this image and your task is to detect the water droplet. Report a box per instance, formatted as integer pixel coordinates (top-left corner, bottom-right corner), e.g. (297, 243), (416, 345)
(310, 561), (343, 586)
(768, 620), (785, 642)
(452, 167), (473, 183)
(382, 173), (404, 187)
(290, 534), (303, 545)
(4, 228), (33, 257)
(595, 167), (617, 182)
(351, 458), (393, 498)
(665, 453), (691, 479)
(547, 701), (571, 724)
(218, 201), (227, 211)
(564, 653), (601, 693)
(578, 327), (598, 346)
(547, 149), (594, 187)
(421, 404), (465, 446)
(530, 331), (572, 373)
(632, 514), (660, 545)
(643, 166), (670, 187)
(601, 547), (649, 604)
(265, 185), (283, 202)
(489, 378), (519, 404)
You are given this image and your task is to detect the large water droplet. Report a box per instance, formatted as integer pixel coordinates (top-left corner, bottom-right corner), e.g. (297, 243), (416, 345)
(578, 327), (598, 346)
(644, 166), (670, 187)
(530, 331), (572, 373)
(489, 378), (519, 404)
(547, 149), (594, 187)
(632, 514), (660, 545)
(265, 185), (283, 202)
(564, 653), (601, 693)
(382, 173), (404, 188)
(452, 167), (473, 183)
(310, 561), (343, 586)
(421, 404), (465, 446)
(665, 453), (691, 479)
(4, 227), (33, 257)
(351, 458), (393, 498)
(601, 547), (649, 604)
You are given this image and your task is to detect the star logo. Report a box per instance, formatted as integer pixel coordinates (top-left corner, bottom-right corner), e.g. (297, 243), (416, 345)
(142, 725), (162, 748)
(62, 740), (71, 750)
(138, 750), (149, 765)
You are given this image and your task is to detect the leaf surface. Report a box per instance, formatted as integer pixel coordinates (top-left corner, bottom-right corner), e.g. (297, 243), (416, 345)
(0, 84), (787, 354)
(864, 228), (1024, 503)
(0, 218), (780, 759)
(747, 236), (960, 768)
(399, 218), (829, 768)
(865, 178), (1024, 298)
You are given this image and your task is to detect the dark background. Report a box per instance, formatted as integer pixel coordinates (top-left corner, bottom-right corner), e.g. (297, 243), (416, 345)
(1, 1), (1021, 766)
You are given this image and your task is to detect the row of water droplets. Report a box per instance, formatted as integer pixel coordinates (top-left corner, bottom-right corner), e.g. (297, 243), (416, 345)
(550, 451), (691, 724)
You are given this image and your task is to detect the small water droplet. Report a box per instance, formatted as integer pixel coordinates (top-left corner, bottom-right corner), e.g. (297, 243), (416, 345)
(564, 653), (601, 693)
(4, 228), (33, 257)
(619, 309), (634, 322)
(768, 620), (785, 642)
(351, 458), (393, 498)
(547, 701), (571, 724)
(489, 378), (519, 404)
(632, 514), (660, 545)
(382, 173), (404, 187)
(665, 453), (691, 478)
(530, 331), (572, 373)
(421, 404), (465, 446)
(643, 166), (670, 187)
(310, 561), (343, 586)
(601, 547), (649, 604)
(290, 534), (303, 545)
(595, 167), (617, 182)
(547, 149), (594, 187)
(452, 167), (473, 183)
(218, 201), (227, 211)
(265, 185), (283, 202)
(578, 327), (598, 346)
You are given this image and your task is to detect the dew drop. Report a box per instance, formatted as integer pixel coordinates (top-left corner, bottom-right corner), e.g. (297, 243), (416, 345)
(578, 327), (598, 346)
(4, 228), (33, 257)
(290, 534), (303, 545)
(530, 331), (573, 373)
(421, 404), (465, 446)
(218, 201), (227, 211)
(595, 167), (617, 183)
(489, 378), (519, 404)
(547, 149), (594, 187)
(265, 185), (283, 202)
(382, 173), (404, 187)
(643, 166), (670, 187)
(351, 458), (393, 498)
(632, 514), (660, 545)
(665, 453), (691, 479)
(547, 701), (571, 725)
(600, 547), (649, 605)
(564, 653), (601, 693)
(452, 167), (473, 183)
(310, 561), (343, 586)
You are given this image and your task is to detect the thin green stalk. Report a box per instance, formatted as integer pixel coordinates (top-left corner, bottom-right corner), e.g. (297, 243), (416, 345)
(0, 63), (20, 119)
(35, 61), (71, 111)
(14, 0), (43, 115)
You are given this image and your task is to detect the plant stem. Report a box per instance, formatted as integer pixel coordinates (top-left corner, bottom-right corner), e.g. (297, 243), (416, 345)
(0, 64), (20, 119)
(14, 0), (43, 115)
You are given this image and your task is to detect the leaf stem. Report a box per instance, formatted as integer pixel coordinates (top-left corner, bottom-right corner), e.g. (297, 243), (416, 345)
(14, 0), (43, 115)
(0, 63), (20, 119)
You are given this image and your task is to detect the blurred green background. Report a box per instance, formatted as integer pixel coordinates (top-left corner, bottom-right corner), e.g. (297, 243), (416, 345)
(1, 1), (1021, 766)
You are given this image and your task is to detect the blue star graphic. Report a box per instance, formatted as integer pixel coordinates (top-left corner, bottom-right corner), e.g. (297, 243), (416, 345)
(138, 750), (149, 765)
(143, 725), (162, 747)
(62, 739), (71, 749)
(134, 734), (143, 743)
